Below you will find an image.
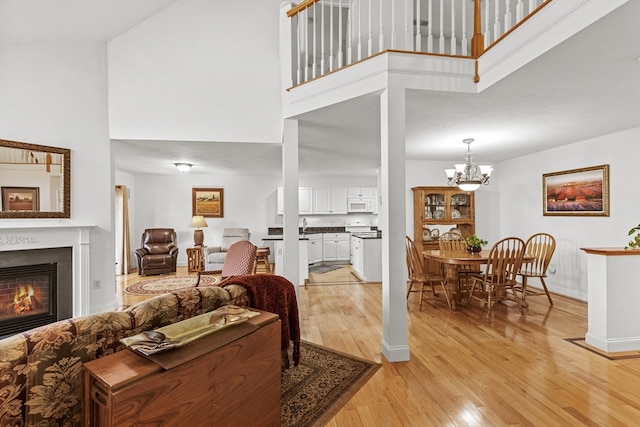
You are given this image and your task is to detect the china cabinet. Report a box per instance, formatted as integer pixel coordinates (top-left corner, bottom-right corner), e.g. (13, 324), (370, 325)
(412, 186), (475, 271)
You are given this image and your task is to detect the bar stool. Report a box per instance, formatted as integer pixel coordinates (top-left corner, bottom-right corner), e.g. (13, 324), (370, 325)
(253, 247), (271, 274)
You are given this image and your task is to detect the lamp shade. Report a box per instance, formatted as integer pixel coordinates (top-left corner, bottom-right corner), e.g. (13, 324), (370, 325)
(189, 215), (208, 229)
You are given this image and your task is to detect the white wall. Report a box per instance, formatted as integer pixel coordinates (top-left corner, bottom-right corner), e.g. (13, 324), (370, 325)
(0, 43), (115, 313)
(107, 0), (283, 143)
(498, 127), (640, 301)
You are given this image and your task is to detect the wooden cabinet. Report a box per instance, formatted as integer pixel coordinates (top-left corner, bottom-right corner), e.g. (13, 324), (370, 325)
(412, 186), (475, 271)
(323, 233), (350, 261)
(84, 312), (281, 427)
(313, 187), (348, 214)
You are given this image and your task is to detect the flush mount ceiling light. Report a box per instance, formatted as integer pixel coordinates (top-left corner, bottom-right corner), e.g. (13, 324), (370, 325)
(444, 139), (493, 192)
(174, 162), (192, 173)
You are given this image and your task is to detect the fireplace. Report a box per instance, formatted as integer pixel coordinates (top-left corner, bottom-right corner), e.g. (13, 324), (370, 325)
(0, 247), (72, 338)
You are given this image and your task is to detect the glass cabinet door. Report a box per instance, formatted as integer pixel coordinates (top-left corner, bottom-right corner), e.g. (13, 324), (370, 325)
(424, 192), (445, 220)
(450, 192), (471, 220)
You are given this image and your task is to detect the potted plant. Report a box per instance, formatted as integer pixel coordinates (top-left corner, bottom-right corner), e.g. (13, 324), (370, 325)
(465, 234), (488, 253)
(625, 224), (640, 249)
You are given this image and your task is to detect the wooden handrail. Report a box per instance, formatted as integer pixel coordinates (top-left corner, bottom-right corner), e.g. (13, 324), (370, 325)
(287, 0), (321, 18)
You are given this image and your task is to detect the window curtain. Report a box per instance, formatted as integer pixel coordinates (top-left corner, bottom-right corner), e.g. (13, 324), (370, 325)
(115, 185), (132, 275)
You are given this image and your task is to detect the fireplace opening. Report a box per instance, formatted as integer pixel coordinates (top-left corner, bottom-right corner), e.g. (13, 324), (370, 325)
(0, 264), (57, 336)
(0, 247), (72, 339)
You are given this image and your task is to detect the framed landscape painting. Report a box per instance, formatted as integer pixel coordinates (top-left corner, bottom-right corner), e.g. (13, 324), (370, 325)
(542, 164), (609, 216)
(192, 188), (224, 218)
(1, 187), (40, 212)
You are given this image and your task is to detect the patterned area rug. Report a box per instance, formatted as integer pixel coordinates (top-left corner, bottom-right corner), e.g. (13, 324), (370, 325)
(124, 275), (218, 295)
(308, 264), (343, 274)
(282, 340), (380, 427)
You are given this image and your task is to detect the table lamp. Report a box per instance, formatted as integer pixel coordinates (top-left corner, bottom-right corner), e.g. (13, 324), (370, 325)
(189, 215), (208, 246)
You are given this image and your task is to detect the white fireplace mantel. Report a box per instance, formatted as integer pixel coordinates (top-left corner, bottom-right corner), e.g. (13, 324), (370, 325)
(0, 225), (94, 317)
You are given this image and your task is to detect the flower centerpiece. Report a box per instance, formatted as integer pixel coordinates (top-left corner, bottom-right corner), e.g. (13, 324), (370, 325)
(625, 224), (640, 249)
(465, 234), (488, 253)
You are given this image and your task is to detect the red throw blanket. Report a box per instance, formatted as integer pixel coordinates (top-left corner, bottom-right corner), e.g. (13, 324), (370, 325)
(223, 275), (300, 366)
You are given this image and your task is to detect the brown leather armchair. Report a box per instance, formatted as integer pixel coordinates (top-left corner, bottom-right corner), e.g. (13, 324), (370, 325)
(135, 228), (179, 276)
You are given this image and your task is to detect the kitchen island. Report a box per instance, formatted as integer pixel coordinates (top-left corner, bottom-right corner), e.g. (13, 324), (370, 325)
(350, 232), (382, 282)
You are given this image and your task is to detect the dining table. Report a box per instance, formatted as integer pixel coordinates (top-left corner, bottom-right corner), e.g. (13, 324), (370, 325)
(422, 249), (534, 311)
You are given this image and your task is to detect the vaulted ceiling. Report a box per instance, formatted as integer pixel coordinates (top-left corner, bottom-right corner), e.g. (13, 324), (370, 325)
(2, 0), (638, 177)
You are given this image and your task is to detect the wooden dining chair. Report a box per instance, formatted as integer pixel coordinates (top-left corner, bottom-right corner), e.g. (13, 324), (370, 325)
(439, 232), (482, 289)
(467, 237), (526, 314)
(517, 233), (556, 306)
(406, 236), (450, 310)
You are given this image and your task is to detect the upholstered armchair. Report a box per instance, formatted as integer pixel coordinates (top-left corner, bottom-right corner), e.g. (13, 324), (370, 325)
(135, 228), (179, 276)
(203, 227), (250, 271)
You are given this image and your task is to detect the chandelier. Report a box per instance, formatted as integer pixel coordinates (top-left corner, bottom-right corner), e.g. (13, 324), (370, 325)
(444, 139), (493, 192)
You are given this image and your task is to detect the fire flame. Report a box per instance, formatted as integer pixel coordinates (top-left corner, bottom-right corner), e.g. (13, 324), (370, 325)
(14, 285), (38, 314)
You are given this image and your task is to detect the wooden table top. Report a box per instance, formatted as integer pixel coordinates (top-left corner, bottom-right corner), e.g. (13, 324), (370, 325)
(423, 249), (492, 265)
(424, 249), (535, 265)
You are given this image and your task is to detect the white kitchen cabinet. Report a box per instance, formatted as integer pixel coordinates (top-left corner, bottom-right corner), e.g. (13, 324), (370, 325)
(347, 187), (375, 199)
(277, 187), (313, 215)
(350, 235), (382, 282)
(307, 234), (323, 264)
(323, 233), (350, 261)
(313, 187), (347, 214)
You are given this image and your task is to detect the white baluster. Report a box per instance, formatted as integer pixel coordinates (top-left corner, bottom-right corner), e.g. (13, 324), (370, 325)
(494, 0), (501, 41)
(304, 8), (309, 82)
(484, 0), (491, 47)
(347, 0), (352, 64)
(438, 0), (444, 54)
(529, 0), (536, 15)
(516, 0), (524, 21)
(461, 0), (468, 56)
(368, 0), (372, 56)
(391, 0), (396, 49)
(296, 14), (302, 84)
(504, 0), (512, 32)
(320, 1), (325, 75)
(404, 0), (410, 50)
(379, 0), (384, 52)
(450, 0), (456, 55)
(338, 0), (344, 67)
(312, 3), (317, 78)
(357, 0), (362, 61)
(329, 0), (334, 72)
(427, 0), (433, 52)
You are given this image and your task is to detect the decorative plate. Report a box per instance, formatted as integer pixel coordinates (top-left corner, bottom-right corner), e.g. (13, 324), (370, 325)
(425, 210), (432, 219)
(434, 210), (445, 219)
(423, 228), (431, 240)
(452, 209), (461, 218)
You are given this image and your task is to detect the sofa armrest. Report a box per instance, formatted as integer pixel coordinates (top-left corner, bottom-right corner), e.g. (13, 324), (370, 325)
(135, 248), (149, 258)
(204, 246), (222, 256)
(168, 246), (179, 256)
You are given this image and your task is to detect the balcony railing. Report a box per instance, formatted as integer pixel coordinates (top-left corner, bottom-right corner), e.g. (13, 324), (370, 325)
(287, 0), (551, 86)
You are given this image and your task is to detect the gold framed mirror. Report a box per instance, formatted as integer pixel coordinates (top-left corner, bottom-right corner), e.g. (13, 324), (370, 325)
(0, 139), (70, 218)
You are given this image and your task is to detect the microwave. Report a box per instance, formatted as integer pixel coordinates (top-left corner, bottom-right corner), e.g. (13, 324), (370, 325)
(347, 198), (374, 213)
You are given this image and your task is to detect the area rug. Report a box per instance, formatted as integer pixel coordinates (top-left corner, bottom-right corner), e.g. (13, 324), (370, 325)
(281, 340), (380, 427)
(309, 264), (343, 275)
(124, 275), (218, 295)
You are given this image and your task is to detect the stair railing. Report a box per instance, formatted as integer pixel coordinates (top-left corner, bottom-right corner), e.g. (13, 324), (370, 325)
(286, 0), (551, 87)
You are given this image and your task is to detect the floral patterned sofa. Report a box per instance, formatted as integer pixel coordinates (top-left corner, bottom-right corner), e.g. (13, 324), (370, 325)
(0, 284), (247, 427)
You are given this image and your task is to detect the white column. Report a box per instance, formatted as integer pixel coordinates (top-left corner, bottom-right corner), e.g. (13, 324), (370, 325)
(282, 119), (301, 300)
(380, 85), (409, 362)
(582, 248), (640, 352)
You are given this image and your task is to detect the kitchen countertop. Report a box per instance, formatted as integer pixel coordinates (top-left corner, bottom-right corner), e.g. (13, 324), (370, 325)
(262, 235), (309, 241)
(351, 232), (382, 239)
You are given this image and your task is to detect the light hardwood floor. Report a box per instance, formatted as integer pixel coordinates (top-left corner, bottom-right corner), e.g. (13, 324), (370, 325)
(117, 267), (640, 426)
